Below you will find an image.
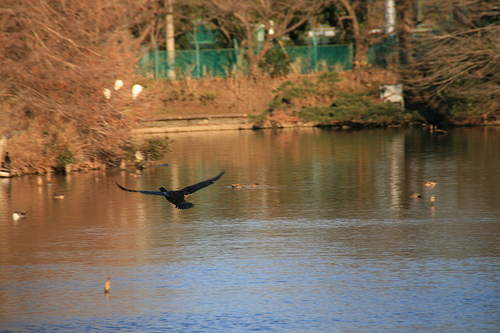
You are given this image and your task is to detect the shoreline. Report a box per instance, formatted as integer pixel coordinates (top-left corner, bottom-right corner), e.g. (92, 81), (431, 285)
(131, 114), (318, 135)
(4, 114), (493, 177)
(132, 113), (500, 136)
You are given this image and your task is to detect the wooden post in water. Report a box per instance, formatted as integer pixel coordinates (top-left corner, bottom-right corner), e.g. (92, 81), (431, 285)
(104, 275), (110, 294)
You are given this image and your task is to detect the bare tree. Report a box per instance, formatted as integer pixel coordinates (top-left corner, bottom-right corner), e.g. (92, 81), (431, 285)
(334, 0), (389, 74)
(401, 0), (500, 125)
(0, 0), (159, 171)
(395, 0), (414, 65)
(206, 0), (327, 78)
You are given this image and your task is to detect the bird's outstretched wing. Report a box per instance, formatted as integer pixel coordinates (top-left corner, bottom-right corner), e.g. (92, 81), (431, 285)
(116, 183), (165, 196)
(179, 171), (225, 195)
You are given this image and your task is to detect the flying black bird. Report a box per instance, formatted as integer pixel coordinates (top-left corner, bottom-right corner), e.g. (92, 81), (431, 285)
(116, 171), (225, 209)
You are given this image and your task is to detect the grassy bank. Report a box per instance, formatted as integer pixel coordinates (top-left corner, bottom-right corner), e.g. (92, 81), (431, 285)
(252, 71), (421, 129)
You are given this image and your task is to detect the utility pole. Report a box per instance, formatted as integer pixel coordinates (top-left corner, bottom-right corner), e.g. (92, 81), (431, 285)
(384, 0), (396, 35)
(417, 0), (422, 29)
(166, 0), (176, 80)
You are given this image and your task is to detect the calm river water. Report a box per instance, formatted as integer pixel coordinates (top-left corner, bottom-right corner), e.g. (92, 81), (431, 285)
(1, 127), (499, 332)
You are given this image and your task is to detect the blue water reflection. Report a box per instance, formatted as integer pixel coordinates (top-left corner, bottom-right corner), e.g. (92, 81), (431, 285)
(1, 127), (500, 332)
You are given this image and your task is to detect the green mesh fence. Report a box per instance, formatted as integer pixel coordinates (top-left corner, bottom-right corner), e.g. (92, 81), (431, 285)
(139, 48), (241, 79)
(139, 43), (390, 79)
(285, 44), (353, 73)
(366, 38), (396, 68)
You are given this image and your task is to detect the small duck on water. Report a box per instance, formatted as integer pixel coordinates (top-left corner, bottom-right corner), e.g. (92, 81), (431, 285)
(53, 193), (65, 199)
(410, 192), (422, 198)
(424, 181), (437, 187)
(12, 211), (26, 221)
(232, 183), (259, 189)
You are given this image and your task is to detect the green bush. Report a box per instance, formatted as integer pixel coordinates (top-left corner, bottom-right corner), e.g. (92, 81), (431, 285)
(299, 96), (412, 126)
(56, 147), (76, 166)
(199, 92), (217, 106)
(317, 72), (340, 85)
(263, 73), (420, 127)
(275, 79), (318, 101)
(123, 137), (172, 162)
(259, 48), (291, 77)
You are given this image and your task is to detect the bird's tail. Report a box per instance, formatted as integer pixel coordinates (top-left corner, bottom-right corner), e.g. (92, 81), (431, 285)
(176, 202), (194, 209)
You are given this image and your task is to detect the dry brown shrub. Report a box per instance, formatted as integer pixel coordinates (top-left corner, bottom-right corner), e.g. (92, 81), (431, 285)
(0, 0), (159, 173)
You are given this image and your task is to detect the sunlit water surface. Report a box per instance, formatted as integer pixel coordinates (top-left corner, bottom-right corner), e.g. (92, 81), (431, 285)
(1, 127), (499, 332)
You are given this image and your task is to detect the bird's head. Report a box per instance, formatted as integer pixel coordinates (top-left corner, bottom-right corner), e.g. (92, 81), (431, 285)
(159, 187), (167, 192)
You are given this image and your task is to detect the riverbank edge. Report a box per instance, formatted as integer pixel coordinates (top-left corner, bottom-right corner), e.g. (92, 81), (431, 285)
(2, 115), (491, 178)
(131, 114), (316, 135)
(130, 114), (423, 135)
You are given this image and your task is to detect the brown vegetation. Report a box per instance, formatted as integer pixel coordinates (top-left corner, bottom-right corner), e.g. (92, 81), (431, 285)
(135, 76), (276, 118)
(398, 0), (500, 125)
(0, 0), (159, 173)
(130, 68), (399, 119)
(1, 0), (498, 174)
(403, 27), (500, 125)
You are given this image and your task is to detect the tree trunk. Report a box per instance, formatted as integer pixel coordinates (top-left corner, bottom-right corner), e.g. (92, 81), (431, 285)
(165, 0), (176, 80)
(336, 0), (366, 79)
(396, 0), (413, 65)
(245, 38), (273, 79)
